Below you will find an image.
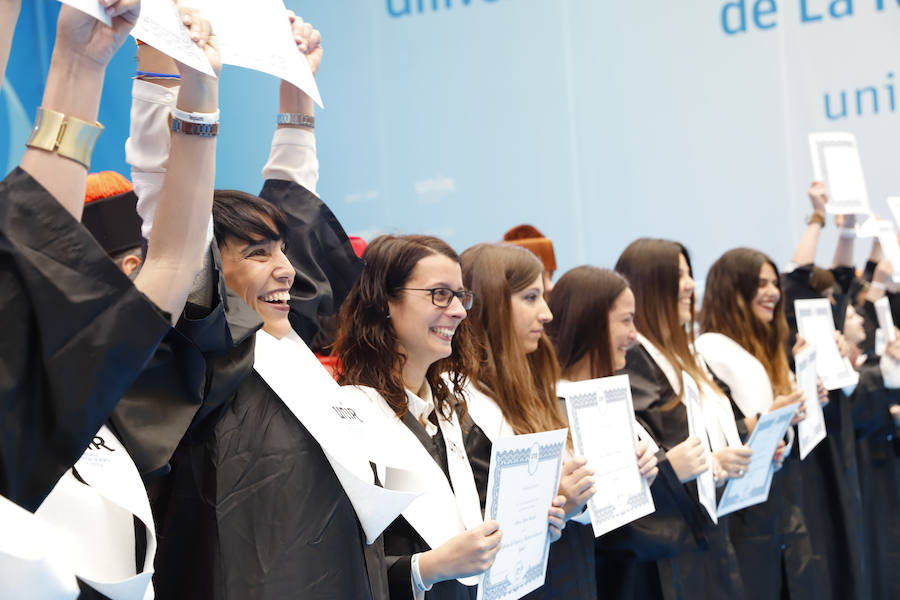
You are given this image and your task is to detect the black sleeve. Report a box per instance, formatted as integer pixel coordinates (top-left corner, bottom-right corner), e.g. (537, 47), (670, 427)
(258, 180), (363, 345)
(461, 418), (491, 512)
(387, 555), (414, 600)
(0, 168), (171, 511)
(621, 345), (686, 451)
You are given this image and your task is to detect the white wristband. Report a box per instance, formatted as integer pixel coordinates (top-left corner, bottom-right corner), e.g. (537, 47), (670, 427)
(872, 281), (887, 291)
(411, 553), (433, 593)
(838, 228), (857, 239)
(172, 107), (220, 124)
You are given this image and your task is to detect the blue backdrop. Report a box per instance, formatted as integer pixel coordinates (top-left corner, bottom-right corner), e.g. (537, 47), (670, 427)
(5, 1), (900, 281)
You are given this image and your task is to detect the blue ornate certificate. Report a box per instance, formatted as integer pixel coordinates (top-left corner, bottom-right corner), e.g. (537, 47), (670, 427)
(477, 428), (567, 600)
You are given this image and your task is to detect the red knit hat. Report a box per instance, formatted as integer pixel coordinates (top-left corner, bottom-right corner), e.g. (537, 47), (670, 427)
(502, 224), (556, 272)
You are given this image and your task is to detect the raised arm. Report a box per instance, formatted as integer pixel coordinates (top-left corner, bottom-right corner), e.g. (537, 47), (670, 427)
(832, 213), (856, 268)
(0, 0), (20, 87)
(262, 12), (321, 192)
(791, 181), (827, 267)
(131, 8), (221, 322)
(19, 1), (139, 219)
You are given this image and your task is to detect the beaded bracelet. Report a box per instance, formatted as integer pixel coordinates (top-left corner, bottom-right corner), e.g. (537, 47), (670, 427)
(135, 71), (181, 81)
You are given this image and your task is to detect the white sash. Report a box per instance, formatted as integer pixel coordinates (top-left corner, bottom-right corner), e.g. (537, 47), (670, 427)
(0, 425), (158, 600)
(457, 379), (515, 443)
(343, 385), (484, 586)
(695, 333), (775, 417)
(252, 330), (416, 544)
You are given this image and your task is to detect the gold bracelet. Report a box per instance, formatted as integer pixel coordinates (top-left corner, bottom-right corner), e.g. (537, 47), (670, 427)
(25, 107), (104, 169)
(807, 212), (826, 227)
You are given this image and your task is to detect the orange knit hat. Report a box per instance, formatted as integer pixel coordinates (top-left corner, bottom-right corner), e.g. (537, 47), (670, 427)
(82, 171), (143, 256)
(502, 224), (556, 272)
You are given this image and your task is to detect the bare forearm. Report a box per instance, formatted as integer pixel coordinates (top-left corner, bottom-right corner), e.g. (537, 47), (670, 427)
(19, 50), (105, 221)
(0, 0), (20, 87)
(832, 233), (854, 267)
(278, 81), (314, 129)
(791, 222), (823, 266)
(135, 76), (217, 321)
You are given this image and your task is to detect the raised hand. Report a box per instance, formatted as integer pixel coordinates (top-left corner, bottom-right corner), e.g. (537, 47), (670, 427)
(177, 4), (222, 76)
(418, 520), (502, 586)
(287, 11), (322, 76)
(808, 181), (828, 213)
(56, 0), (140, 70)
(557, 456), (596, 520)
(666, 436), (708, 483)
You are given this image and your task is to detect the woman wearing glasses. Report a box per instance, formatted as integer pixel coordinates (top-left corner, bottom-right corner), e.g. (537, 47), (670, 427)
(456, 243), (588, 599)
(336, 234), (506, 600)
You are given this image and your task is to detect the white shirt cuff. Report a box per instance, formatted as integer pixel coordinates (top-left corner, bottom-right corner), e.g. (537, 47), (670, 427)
(881, 354), (900, 389)
(262, 127), (319, 195)
(411, 552), (432, 599)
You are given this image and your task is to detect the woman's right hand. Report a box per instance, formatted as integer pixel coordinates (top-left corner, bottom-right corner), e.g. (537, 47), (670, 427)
(418, 520), (502, 586)
(666, 436), (708, 483)
(557, 457), (596, 521)
(770, 390), (805, 425)
(713, 446), (752, 480)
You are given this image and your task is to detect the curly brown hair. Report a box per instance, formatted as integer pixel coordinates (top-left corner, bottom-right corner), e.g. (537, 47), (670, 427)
(334, 234), (474, 420)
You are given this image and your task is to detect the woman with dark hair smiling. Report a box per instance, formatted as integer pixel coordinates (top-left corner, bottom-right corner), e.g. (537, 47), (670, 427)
(337, 235), (526, 600)
(456, 243), (596, 600)
(696, 247), (823, 600)
(614, 239), (748, 600)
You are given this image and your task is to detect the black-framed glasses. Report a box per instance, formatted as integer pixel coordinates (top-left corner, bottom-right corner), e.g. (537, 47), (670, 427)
(401, 287), (475, 310)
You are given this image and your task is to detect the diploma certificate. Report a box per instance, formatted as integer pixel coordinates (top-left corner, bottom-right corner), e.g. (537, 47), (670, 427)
(808, 132), (871, 215)
(558, 376), (655, 537)
(477, 428), (567, 600)
(795, 298), (859, 390)
(875, 297), (896, 343)
(796, 346), (826, 460)
(716, 402), (799, 517)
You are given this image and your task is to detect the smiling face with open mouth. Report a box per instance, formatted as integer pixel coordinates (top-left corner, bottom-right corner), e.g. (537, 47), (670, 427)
(751, 262), (780, 324)
(389, 253), (468, 377)
(220, 234), (295, 339)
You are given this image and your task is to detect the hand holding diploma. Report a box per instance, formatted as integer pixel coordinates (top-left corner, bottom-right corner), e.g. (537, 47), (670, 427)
(547, 496), (565, 543)
(419, 520), (502, 586)
(557, 457), (595, 521)
(713, 446), (752, 481)
(666, 436), (708, 483)
(636, 440), (659, 486)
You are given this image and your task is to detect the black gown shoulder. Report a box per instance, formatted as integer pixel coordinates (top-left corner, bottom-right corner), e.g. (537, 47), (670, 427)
(0, 168), (170, 511)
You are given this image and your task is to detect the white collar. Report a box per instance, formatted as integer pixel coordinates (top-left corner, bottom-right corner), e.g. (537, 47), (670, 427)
(406, 385), (438, 437)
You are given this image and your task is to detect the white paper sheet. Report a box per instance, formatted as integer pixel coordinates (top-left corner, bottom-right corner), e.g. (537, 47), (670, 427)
(189, 0), (323, 107)
(808, 132), (871, 215)
(253, 330), (416, 544)
(131, 0), (216, 77)
(875, 297), (896, 343)
(477, 428), (567, 600)
(886, 197), (900, 231)
(795, 347), (826, 460)
(873, 220), (900, 283)
(559, 376), (655, 537)
(794, 298), (860, 390)
(716, 402), (799, 517)
(58, 0), (111, 26)
(683, 373), (717, 524)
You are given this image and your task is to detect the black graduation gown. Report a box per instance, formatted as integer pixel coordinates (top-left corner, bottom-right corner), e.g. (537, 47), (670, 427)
(851, 352), (900, 599)
(621, 345), (744, 600)
(463, 420), (597, 600)
(781, 265), (868, 600)
(0, 167), (170, 512)
(145, 179), (385, 599)
(383, 411), (476, 600)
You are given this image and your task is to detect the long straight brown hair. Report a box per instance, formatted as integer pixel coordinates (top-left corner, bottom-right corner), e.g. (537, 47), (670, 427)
(615, 238), (717, 407)
(334, 234), (474, 419)
(699, 247), (793, 396)
(546, 266), (629, 380)
(460, 243), (566, 435)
